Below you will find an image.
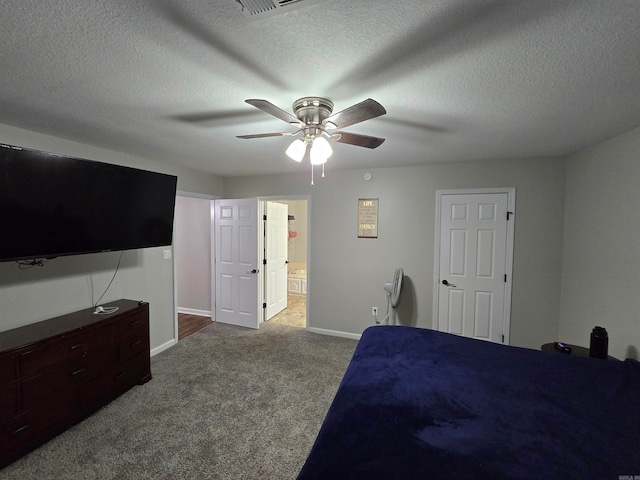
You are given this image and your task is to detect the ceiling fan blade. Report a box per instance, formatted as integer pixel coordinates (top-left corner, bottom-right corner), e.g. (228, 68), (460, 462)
(324, 98), (386, 130)
(333, 132), (386, 149)
(245, 99), (301, 125)
(236, 131), (298, 139)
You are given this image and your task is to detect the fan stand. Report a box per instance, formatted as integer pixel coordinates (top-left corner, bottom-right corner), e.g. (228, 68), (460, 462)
(378, 281), (395, 326)
(382, 290), (393, 326)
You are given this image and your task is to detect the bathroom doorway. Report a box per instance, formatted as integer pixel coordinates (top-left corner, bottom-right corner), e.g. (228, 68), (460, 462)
(260, 196), (309, 328)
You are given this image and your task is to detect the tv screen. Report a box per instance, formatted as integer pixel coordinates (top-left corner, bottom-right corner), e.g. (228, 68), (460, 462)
(0, 143), (178, 263)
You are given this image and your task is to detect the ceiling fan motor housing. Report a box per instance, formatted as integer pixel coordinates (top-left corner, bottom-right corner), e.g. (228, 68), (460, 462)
(292, 97), (334, 125)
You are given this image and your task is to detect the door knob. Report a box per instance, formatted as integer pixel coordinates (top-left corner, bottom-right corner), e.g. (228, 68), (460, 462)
(442, 279), (457, 287)
(248, 269), (258, 274)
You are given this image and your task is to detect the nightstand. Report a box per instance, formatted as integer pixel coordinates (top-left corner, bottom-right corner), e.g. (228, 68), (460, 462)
(541, 343), (619, 361)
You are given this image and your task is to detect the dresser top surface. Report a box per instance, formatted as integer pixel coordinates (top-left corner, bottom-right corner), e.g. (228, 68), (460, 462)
(0, 299), (147, 352)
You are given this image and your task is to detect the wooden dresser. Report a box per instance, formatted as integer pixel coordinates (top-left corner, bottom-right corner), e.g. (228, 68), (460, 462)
(0, 299), (151, 468)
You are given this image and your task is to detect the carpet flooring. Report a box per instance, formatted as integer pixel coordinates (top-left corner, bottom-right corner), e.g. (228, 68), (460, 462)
(0, 322), (358, 480)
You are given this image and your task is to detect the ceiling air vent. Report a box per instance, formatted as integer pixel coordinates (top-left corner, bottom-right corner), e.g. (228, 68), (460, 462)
(237, 0), (331, 19)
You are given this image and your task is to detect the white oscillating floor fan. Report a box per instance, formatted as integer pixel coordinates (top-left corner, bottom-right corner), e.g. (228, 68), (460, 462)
(379, 267), (404, 325)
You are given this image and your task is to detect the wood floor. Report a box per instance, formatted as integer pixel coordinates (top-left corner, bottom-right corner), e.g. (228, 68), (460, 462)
(178, 313), (213, 340)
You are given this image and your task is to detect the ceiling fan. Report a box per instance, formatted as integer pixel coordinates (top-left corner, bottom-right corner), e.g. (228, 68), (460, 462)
(236, 97), (387, 183)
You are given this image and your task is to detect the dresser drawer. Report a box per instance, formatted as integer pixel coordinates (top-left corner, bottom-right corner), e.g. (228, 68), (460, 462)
(118, 310), (148, 338)
(119, 330), (149, 363)
(20, 322), (117, 377)
(22, 344), (118, 409)
(0, 356), (17, 385)
(0, 383), (19, 422)
(79, 354), (149, 410)
(0, 389), (76, 457)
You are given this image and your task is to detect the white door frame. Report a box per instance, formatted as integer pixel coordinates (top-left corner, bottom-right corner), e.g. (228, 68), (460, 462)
(174, 194), (310, 333)
(258, 195), (311, 326)
(432, 188), (516, 344)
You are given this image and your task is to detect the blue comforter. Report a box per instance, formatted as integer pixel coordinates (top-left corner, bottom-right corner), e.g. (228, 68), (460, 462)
(298, 326), (640, 479)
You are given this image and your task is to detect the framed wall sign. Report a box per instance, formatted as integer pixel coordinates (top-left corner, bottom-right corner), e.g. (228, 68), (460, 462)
(358, 198), (379, 238)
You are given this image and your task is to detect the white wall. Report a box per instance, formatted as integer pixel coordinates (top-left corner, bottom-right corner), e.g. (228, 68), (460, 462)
(175, 196), (212, 315)
(560, 127), (640, 360)
(0, 123), (223, 352)
(224, 157), (566, 350)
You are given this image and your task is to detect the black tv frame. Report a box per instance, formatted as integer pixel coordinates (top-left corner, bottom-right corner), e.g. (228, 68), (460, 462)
(0, 143), (178, 263)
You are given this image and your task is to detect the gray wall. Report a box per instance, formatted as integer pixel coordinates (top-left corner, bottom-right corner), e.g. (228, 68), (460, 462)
(8, 119), (636, 358)
(560, 127), (640, 359)
(224, 157), (566, 350)
(175, 196), (212, 314)
(0, 123), (223, 352)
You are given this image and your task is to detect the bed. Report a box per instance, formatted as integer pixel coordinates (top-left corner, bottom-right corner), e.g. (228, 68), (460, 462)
(297, 326), (640, 479)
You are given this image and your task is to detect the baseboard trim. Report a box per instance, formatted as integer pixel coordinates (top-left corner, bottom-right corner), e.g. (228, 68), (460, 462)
(151, 339), (176, 357)
(177, 307), (212, 317)
(306, 327), (362, 341)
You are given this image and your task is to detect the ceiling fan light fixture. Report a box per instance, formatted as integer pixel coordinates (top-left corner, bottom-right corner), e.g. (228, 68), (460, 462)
(310, 136), (332, 165)
(286, 138), (306, 162)
(238, 96), (386, 184)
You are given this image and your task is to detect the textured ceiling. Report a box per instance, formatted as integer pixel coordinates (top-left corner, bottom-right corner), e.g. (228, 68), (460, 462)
(1, 0), (639, 177)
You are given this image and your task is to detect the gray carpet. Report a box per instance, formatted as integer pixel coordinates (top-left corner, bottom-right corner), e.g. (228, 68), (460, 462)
(0, 322), (358, 479)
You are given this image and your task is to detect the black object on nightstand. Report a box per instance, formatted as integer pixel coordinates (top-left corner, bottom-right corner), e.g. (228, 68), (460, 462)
(553, 341), (571, 353)
(589, 326), (609, 359)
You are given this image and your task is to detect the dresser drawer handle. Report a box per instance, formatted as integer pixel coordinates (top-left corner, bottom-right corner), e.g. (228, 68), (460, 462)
(115, 372), (127, 381)
(130, 340), (142, 348)
(129, 320), (141, 327)
(10, 424), (29, 438)
(72, 368), (87, 377)
(70, 344), (83, 351)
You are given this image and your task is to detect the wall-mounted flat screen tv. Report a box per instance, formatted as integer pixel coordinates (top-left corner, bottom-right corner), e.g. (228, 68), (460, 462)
(0, 143), (178, 263)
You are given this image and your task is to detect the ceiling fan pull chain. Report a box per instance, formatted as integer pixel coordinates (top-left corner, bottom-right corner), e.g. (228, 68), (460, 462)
(311, 165), (314, 186)
(322, 163), (325, 178)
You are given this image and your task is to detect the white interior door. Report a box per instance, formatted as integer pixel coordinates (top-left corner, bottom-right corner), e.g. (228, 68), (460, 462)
(265, 201), (288, 320)
(214, 198), (260, 329)
(435, 191), (514, 343)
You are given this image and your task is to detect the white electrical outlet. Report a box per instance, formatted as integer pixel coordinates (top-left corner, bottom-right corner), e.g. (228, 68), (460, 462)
(372, 307), (378, 316)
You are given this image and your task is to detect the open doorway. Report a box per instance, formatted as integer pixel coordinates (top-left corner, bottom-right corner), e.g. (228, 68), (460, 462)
(173, 192), (217, 341)
(260, 196), (309, 328)
(207, 195), (310, 331)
